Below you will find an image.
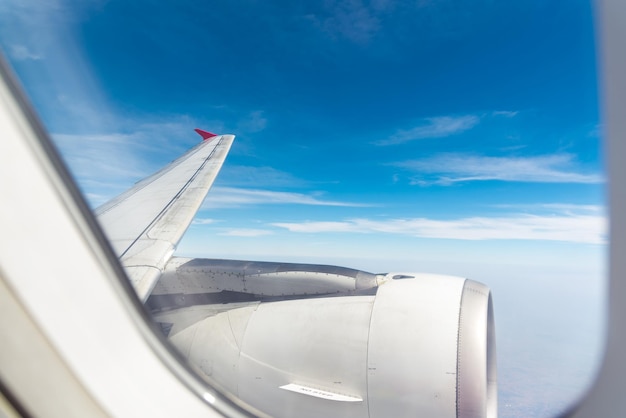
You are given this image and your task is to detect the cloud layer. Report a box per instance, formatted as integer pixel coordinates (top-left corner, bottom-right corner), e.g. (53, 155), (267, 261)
(9, 44), (42, 60)
(202, 187), (369, 208)
(376, 115), (479, 145)
(273, 210), (606, 244)
(394, 153), (603, 185)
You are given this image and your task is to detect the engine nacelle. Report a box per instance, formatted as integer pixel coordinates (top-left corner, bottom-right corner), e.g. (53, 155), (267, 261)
(169, 273), (496, 418)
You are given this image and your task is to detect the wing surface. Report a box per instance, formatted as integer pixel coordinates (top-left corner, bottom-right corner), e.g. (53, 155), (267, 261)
(95, 134), (234, 301)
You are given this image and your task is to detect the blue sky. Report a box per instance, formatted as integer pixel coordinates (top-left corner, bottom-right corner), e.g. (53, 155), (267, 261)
(0, 1), (605, 416)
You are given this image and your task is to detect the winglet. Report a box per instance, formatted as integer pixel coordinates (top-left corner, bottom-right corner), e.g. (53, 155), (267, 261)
(194, 128), (218, 141)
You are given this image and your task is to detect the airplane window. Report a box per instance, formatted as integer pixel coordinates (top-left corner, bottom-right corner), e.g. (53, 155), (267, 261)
(0, 1), (604, 417)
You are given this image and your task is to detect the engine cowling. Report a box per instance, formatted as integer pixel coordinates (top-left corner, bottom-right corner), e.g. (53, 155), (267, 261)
(167, 272), (497, 418)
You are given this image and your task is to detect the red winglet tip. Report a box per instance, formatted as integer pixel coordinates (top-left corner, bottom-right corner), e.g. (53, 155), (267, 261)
(194, 128), (218, 141)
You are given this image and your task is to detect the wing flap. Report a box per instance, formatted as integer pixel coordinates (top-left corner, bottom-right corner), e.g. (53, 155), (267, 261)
(96, 134), (235, 301)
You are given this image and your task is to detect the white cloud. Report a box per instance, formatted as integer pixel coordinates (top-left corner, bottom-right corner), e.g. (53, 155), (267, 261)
(376, 115), (479, 145)
(218, 229), (274, 237)
(494, 203), (604, 215)
(9, 44), (42, 60)
(84, 192), (110, 207)
(272, 210), (606, 244)
(219, 165), (306, 188)
(492, 110), (519, 118)
(51, 119), (217, 207)
(192, 218), (217, 225)
(53, 132), (148, 180)
(203, 187), (369, 208)
(395, 153), (603, 185)
(274, 221), (361, 234)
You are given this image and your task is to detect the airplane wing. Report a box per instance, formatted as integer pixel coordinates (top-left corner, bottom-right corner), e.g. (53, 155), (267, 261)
(94, 130), (496, 417)
(95, 131), (235, 301)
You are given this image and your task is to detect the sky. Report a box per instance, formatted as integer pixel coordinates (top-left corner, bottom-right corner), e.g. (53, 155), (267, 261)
(0, 1), (606, 417)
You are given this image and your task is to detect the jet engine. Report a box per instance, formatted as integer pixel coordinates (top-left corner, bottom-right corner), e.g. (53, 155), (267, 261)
(150, 259), (497, 418)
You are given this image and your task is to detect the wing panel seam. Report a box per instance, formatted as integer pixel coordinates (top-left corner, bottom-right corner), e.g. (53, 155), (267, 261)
(119, 136), (226, 259)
